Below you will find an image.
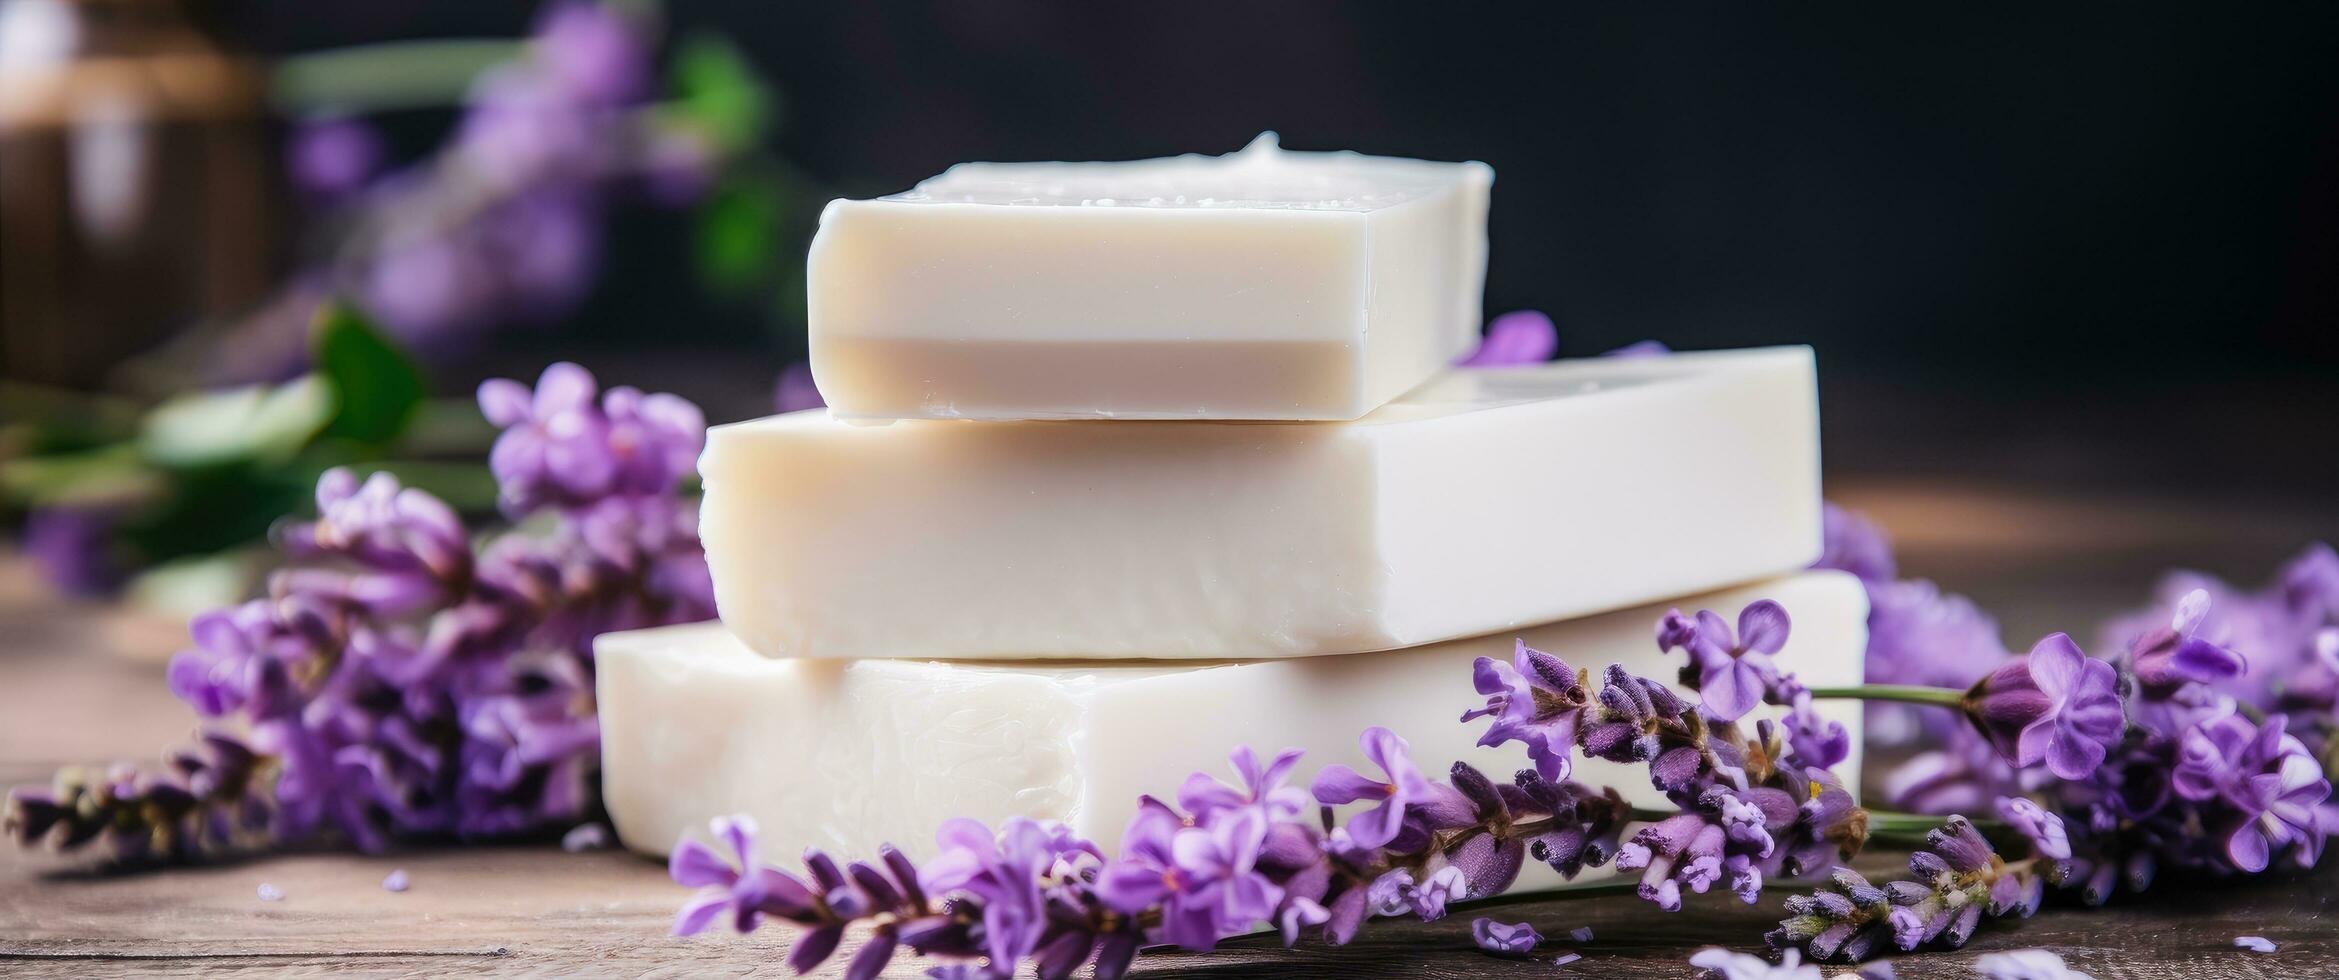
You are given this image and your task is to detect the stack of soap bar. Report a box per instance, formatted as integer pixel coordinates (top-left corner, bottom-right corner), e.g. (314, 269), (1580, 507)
(700, 348), (1822, 662)
(599, 572), (1867, 875)
(808, 133), (1493, 420)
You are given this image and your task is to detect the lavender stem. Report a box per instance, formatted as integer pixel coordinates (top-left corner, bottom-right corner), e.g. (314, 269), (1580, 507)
(1804, 683), (1966, 708)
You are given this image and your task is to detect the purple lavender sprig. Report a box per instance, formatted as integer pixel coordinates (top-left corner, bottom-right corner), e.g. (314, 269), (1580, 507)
(1801, 507), (2338, 960)
(4, 362), (713, 861)
(1765, 814), (2044, 961)
(672, 607), (1886, 976)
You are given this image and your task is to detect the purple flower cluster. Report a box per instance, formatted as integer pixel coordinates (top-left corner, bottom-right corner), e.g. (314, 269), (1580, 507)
(669, 722), (1660, 976)
(653, 499), (2328, 972)
(673, 596), (1892, 975)
(1778, 507), (2338, 961)
(1812, 503), (2012, 746)
(1767, 816), (2042, 961)
(480, 362), (706, 515)
(207, 4), (719, 381)
(1456, 310), (1558, 366)
(4, 364), (713, 860)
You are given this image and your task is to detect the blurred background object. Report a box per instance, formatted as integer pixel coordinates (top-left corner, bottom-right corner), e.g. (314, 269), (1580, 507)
(0, 0), (272, 387)
(4, 1), (2336, 622)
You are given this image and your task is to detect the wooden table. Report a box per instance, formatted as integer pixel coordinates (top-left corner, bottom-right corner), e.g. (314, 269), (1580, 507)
(4, 478), (2334, 977)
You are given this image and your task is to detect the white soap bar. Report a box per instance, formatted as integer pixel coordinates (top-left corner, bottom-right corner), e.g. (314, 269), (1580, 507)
(599, 572), (1867, 887)
(807, 133), (1492, 421)
(701, 348), (1822, 662)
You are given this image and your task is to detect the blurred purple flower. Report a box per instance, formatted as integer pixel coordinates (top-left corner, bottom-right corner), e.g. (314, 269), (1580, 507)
(775, 362), (826, 413)
(1974, 949), (2094, 980)
(23, 505), (123, 597)
(456, 68), (599, 189)
(1606, 339), (1673, 358)
(289, 117), (385, 198)
(364, 235), (498, 343)
(1692, 946), (1822, 979)
(1814, 502), (1896, 585)
(534, 2), (651, 107)
(487, 192), (603, 319)
(1457, 310), (1556, 366)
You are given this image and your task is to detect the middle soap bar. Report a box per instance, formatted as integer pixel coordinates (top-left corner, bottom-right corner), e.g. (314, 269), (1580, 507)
(599, 572), (1867, 865)
(702, 348), (1822, 662)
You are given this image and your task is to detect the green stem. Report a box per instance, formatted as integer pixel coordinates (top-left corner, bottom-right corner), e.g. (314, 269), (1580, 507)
(1806, 683), (1967, 709)
(272, 39), (524, 113)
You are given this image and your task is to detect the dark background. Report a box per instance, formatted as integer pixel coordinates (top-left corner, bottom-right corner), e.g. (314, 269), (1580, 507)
(218, 2), (2339, 499)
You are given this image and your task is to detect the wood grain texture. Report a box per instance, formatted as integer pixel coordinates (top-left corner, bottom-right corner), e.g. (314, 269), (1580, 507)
(4, 477), (2336, 977)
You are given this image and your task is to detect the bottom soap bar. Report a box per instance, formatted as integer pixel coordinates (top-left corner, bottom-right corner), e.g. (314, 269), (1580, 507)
(597, 571), (1866, 887)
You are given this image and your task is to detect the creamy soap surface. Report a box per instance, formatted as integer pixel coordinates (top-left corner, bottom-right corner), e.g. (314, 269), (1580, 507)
(598, 572), (1868, 896)
(807, 133), (1492, 420)
(700, 348), (1824, 662)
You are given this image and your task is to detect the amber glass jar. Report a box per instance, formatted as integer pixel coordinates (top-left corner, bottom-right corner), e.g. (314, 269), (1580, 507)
(0, 0), (274, 388)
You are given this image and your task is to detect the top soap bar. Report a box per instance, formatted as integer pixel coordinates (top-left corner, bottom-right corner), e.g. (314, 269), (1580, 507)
(808, 133), (1493, 421)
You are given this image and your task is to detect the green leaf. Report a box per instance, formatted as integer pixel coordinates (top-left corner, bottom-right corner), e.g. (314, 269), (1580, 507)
(140, 375), (337, 467)
(696, 178), (783, 293)
(671, 34), (771, 151)
(313, 303), (426, 446)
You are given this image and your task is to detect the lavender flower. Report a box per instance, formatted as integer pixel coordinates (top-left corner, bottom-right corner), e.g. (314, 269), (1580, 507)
(1462, 640), (1589, 781)
(1974, 949), (2095, 980)
(4, 733), (272, 862)
(13, 366), (714, 864)
(23, 504), (123, 597)
(922, 818), (1097, 966)
(289, 117), (386, 198)
(1606, 339), (1673, 358)
(1311, 727), (1434, 849)
(1471, 917), (1540, 956)
(1180, 746), (1309, 822)
(776, 362), (826, 412)
(532, 2), (651, 106)
(1768, 816), (2038, 962)
(477, 365), (605, 503)
(2216, 716), (2330, 872)
(1660, 600), (1792, 721)
(1690, 947), (1822, 979)
(1457, 310), (1557, 366)
(1814, 502), (1896, 585)
(1411, 865), (1468, 920)
(1165, 810), (1284, 947)
(1963, 633), (2125, 780)
(1995, 796), (2071, 861)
